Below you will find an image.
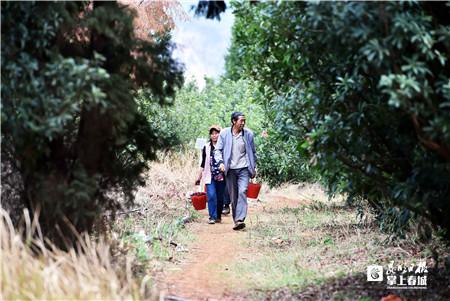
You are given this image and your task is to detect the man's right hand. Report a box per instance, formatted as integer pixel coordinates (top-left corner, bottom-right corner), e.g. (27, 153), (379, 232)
(219, 163), (225, 172)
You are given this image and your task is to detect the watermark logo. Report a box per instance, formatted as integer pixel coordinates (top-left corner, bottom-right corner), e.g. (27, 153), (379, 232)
(367, 260), (428, 289)
(367, 265), (383, 282)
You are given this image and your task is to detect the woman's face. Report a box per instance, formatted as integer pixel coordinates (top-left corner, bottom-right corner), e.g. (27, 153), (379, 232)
(210, 130), (219, 142)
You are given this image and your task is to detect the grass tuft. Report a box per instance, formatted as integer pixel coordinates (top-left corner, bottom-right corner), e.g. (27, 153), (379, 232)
(0, 209), (147, 300)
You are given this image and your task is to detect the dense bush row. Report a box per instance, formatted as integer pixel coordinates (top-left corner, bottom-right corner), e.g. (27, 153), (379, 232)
(225, 1), (450, 238)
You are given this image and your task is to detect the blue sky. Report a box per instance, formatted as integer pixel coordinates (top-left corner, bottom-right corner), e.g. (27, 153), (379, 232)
(172, 2), (234, 89)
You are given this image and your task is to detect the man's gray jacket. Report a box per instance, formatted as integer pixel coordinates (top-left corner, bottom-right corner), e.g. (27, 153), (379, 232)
(214, 127), (257, 177)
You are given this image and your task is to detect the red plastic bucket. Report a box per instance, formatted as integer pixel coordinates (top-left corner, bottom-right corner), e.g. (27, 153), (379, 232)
(247, 182), (262, 199)
(191, 192), (207, 210)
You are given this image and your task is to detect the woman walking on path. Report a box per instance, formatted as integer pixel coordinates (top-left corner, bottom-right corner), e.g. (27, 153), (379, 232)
(215, 112), (257, 230)
(195, 125), (226, 224)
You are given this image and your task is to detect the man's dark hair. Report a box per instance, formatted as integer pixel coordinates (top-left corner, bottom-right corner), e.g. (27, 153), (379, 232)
(231, 112), (245, 125)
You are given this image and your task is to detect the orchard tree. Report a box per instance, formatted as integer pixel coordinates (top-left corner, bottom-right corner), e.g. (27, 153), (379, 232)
(138, 78), (266, 146)
(1, 1), (183, 245)
(226, 1), (450, 238)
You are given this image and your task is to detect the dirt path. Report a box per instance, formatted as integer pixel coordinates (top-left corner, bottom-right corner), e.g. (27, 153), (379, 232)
(158, 204), (256, 301)
(157, 188), (312, 301)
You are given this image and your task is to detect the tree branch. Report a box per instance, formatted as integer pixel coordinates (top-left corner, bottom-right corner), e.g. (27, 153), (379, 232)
(411, 113), (450, 162)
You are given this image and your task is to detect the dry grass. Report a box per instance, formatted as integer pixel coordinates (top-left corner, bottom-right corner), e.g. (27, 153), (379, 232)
(0, 149), (202, 300)
(109, 150), (200, 263)
(0, 209), (148, 300)
(135, 149), (199, 207)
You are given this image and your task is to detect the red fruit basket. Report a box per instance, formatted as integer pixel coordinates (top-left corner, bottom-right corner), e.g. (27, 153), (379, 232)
(247, 182), (262, 199)
(190, 192), (207, 210)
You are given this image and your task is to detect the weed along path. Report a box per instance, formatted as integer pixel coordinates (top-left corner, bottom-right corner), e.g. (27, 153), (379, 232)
(156, 183), (448, 301)
(157, 184), (314, 301)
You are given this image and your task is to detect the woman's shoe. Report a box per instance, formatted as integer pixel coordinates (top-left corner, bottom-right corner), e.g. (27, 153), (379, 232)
(222, 205), (230, 215)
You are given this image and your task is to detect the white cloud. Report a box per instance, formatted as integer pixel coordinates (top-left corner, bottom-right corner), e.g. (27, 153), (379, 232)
(172, 2), (234, 89)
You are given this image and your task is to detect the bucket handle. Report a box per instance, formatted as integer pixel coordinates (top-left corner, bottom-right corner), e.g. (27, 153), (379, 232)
(249, 168), (258, 183)
(249, 175), (258, 184)
(194, 183), (206, 193)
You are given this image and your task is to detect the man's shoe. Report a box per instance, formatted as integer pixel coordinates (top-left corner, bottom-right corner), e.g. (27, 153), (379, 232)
(222, 206), (230, 215)
(208, 219), (216, 224)
(215, 218), (222, 223)
(233, 221), (245, 230)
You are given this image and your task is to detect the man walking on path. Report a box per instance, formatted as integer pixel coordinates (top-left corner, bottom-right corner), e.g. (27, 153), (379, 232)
(215, 112), (257, 230)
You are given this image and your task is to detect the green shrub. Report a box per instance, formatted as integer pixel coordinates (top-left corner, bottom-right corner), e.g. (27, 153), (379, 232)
(226, 1), (450, 238)
(256, 131), (319, 187)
